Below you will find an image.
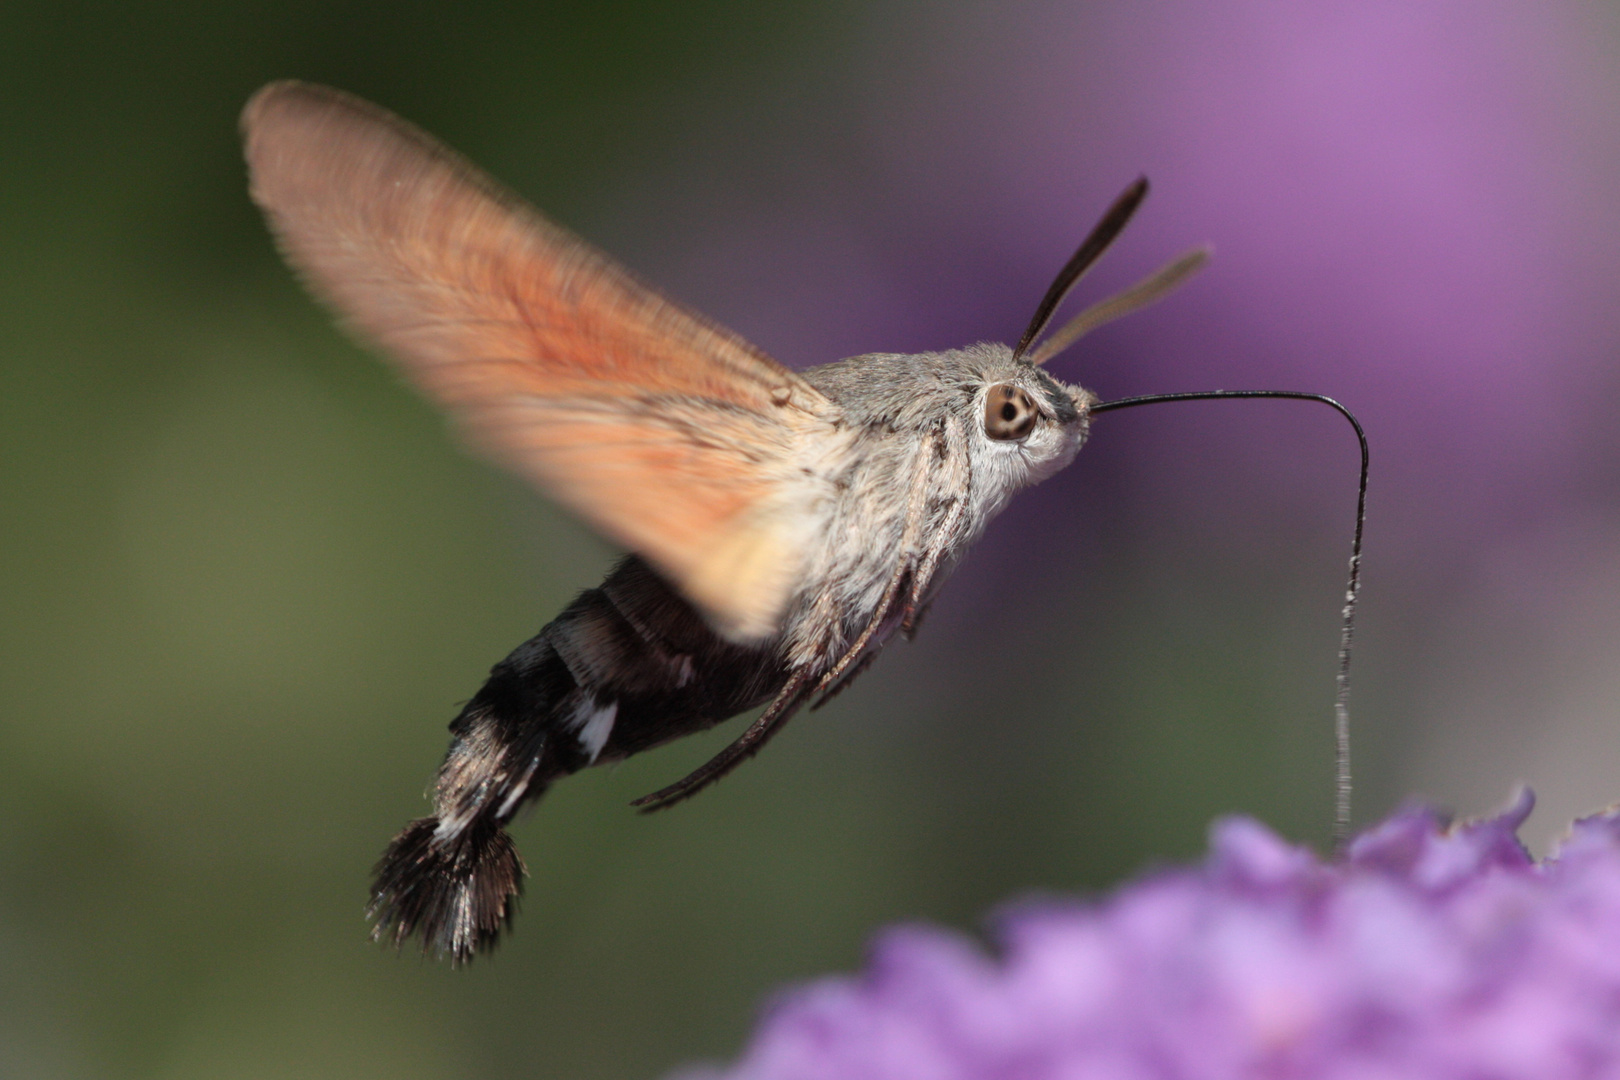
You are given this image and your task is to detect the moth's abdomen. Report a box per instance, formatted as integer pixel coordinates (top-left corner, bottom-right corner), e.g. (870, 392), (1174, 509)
(369, 556), (784, 962)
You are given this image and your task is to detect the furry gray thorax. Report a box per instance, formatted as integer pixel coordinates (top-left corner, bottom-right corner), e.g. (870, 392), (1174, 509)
(786, 343), (1094, 668)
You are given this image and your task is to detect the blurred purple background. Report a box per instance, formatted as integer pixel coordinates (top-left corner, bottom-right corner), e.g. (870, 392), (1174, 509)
(5, 2), (1620, 1076)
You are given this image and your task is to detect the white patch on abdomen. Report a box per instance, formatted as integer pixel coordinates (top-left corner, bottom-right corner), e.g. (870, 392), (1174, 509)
(494, 756), (541, 820)
(572, 699), (618, 763)
(673, 655), (695, 688)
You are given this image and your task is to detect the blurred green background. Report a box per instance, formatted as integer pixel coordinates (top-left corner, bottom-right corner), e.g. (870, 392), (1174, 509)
(7, 2), (1620, 1077)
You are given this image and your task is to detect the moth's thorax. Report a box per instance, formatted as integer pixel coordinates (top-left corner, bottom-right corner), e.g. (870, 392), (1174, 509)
(780, 343), (1094, 667)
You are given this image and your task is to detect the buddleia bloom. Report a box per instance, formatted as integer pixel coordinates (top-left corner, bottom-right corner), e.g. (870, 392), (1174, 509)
(690, 790), (1620, 1079)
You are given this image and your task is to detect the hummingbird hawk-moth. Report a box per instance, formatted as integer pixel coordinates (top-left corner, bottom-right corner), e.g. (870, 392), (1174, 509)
(242, 81), (1367, 964)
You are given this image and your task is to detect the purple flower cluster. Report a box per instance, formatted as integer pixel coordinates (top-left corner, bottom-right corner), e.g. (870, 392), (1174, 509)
(692, 791), (1620, 1079)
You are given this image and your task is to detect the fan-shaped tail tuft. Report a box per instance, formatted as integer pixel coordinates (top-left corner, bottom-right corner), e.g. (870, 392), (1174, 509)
(368, 817), (525, 964)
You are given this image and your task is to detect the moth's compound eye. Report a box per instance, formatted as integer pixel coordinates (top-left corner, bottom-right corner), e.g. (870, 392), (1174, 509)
(984, 382), (1038, 441)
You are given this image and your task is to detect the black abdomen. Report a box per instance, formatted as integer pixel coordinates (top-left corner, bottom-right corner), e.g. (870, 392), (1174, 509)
(369, 556), (786, 961)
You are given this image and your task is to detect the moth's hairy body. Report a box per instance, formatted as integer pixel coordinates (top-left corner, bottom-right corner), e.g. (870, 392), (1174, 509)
(242, 80), (1160, 963)
(374, 344), (1095, 959)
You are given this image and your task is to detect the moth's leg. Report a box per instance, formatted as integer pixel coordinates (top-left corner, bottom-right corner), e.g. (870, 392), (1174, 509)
(807, 559), (910, 710)
(903, 417), (969, 636)
(630, 668), (813, 812)
(902, 495), (965, 634)
(811, 429), (939, 707)
(632, 431), (937, 809)
(634, 546), (912, 808)
(804, 648), (880, 710)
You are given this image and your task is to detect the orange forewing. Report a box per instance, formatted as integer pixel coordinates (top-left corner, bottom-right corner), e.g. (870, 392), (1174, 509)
(242, 82), (840, 641)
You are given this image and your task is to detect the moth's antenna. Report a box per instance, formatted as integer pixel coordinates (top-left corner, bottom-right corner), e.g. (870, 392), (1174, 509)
(1089, 390), (1369, 848)
(1012, 177), (1149, 362)
(1030, 247), (1211, 366)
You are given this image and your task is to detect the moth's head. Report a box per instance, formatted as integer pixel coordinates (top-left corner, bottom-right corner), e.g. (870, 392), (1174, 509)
(969, 347), (1095, 485)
